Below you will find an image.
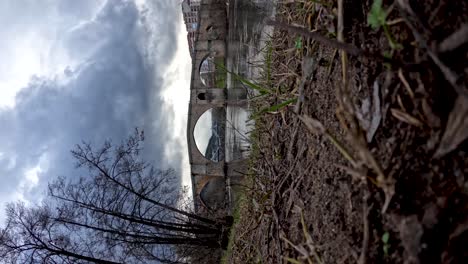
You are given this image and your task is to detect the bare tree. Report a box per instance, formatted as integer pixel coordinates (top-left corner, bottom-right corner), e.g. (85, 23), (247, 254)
(0, 129), (232, 263)
(0, 203), (123, 264)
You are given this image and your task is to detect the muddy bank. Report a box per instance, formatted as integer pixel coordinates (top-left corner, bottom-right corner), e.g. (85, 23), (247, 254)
(227, 0), (468, 263)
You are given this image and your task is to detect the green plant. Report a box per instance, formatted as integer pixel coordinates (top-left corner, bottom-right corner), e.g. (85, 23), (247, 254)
(214, 57), (227, 88)
(367, 0), (403, 50)
(382, 231), (390, 257)
(215, 62), (297, 116)
(257, 98), (297, 115)
(216, 63), (271, 95)
(294, 36), (303, 49)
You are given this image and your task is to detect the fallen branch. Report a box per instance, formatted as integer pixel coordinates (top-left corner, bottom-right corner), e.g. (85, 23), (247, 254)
(265, 19), (395, 64)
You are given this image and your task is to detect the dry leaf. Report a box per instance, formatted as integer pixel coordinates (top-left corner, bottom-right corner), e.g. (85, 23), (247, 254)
(369, 81), (382, 141)
(391, 108), (423, 127)
(435, 96), (468, 157)
(356, 81), (382, 142)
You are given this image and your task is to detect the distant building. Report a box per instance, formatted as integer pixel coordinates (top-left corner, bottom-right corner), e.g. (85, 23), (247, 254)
(181, 0), (201, 57)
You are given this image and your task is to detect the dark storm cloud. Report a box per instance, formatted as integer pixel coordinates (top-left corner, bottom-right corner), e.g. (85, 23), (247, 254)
(0, 0), (184, 204)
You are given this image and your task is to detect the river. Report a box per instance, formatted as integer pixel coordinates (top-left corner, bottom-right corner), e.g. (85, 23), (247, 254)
(224, 0), (276, 162)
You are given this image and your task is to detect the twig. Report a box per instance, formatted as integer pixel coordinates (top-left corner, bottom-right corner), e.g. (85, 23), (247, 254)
(358, 193), (371, 264)
(337, 0), (349, 112)
(336, 0), (393, 213)
(327, 49), (338, 78)
(286, 119), (301, 160)
(438, 23), (468, 53)
(294, 57), (316, 113)
(386, 18), (405, 26)
(302, 209), (324, 264)
(337, 0), (344, 45)
(266, 19), (396, 64)
(298, 114), (357, 165)
(398, 68), (415, 100)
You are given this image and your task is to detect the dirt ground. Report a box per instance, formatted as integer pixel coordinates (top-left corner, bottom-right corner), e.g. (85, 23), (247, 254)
(227, 0), (468, 263)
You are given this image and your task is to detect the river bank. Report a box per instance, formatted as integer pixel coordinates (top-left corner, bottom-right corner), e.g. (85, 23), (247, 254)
(226, 0), (468, 263)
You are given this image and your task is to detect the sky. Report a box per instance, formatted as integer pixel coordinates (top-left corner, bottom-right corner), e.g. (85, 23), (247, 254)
(0, 0), (192, 224)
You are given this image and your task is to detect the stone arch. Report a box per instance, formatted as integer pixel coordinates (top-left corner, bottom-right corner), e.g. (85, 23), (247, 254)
(198, 54), (215, 87)
(191, 106), (226, 163)
(191, 51), (210, 88)
(188, 104), (222, 165)
(198, 53), (213, 72)
(198, 177), (226, 210)
(187, 0), (250, 214)
(197, 53), (226, 89)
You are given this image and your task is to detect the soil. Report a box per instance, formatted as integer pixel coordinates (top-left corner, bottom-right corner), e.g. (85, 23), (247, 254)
(227, 0), (468, 263)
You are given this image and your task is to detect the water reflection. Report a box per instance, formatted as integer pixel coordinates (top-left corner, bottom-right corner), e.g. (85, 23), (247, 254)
(193, 108), (226, 162)
(227, 0), (276, 82)
(226, 106), (252, 162)
(199, 56), (215, 87)
(224, 0), (275, 161)
(194, 0), (276, 163)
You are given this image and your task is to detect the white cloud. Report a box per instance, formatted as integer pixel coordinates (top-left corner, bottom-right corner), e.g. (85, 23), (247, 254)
(0, 0), (106, 109)
(18, 154), (49, 203)
(0, 35), (46, 108)
(0, 0), (188, 224)
(25, 166), (41, 187)
(161, 11), (193, 190)
(8, 153), (49, 214)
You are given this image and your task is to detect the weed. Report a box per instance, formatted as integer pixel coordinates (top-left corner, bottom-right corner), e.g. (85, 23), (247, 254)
(299, 115), (356, 165)
(367, 0), (403, 50)
(215, 62), (297, 116)
(214, 57), (227, 88)
(294, 36), (303, 49)
(281, 207), (323, 264)
(220, 188), (248, 264)
(257, 98), (297, 116)
(382, 231), (390, 257)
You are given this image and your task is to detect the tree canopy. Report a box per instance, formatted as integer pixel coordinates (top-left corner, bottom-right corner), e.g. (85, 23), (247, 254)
(0, 129), (231, 264)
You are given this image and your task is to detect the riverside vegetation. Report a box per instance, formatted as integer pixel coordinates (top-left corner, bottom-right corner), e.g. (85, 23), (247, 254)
(223, 0), (468, 263)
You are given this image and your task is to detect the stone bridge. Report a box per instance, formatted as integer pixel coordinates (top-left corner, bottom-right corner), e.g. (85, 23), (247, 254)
(187, 0), (248, 212)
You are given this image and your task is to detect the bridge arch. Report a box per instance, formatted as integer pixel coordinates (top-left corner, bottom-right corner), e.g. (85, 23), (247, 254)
(187, 0), (248, 213)
(198, 176), (226, 210)
(196, 53), (226, 89)
(189, 105), (220, 164)
(192, 107), (225, 163)
(198, 54), (215, 87)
